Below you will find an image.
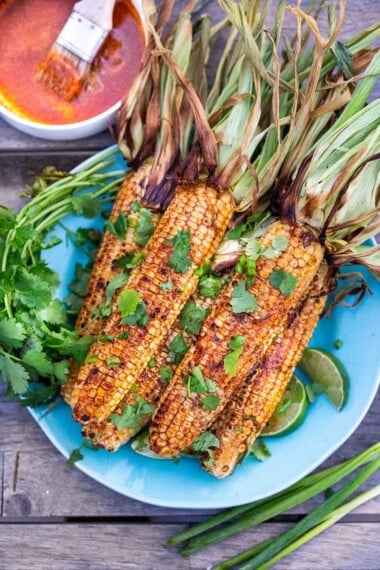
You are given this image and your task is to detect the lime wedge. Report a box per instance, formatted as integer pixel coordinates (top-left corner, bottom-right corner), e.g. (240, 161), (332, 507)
(298, 348), (349, 410)
(262, 375), (308, 436)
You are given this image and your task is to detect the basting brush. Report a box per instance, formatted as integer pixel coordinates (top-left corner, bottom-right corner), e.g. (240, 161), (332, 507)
(36, 0), (116, 101)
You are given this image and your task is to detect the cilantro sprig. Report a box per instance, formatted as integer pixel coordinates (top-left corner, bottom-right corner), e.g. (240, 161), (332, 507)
(224, 335), (247, 376)
(109, 396), (155, 430)
(231, 281), (257, 314)
(167, 230), (192, 273)
(0, 150), (124, 403)
(269, 269), (298, 297)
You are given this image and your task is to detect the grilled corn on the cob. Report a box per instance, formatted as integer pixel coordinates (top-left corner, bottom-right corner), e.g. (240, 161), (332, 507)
(61, 165), (158, 405)
(204, 266), (329, 478)
(149, 220), (324, 457)
(71, 183), (234, 424)
(83, 295), (216, 450)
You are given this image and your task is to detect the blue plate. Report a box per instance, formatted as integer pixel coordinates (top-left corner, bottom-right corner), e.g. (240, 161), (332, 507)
(30, 147), (380, 509)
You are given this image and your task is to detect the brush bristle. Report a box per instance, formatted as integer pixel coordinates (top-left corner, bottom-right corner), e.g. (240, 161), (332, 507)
(35, 45), (90, 101)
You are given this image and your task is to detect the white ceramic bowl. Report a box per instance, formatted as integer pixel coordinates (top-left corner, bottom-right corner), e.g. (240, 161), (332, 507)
(0, 0), (145, 141)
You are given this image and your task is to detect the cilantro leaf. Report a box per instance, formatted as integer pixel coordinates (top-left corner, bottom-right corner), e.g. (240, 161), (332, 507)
(0, 206), (16, 235)
(106, 356), (121, 367)
(167, 230), (192, 273)
(202, 394), (220, 411)
(249, 439), (271, 461)
(109, 396), (155, 430)
(193, 431), (220, 452)
(231, 281), (257, 314)
(58, 335), (96, 365)
(269, 269), (298, 296)
(199, 274), (222, 298)
(193, 431), (220, 466)
(180, 302), (208, 335)
(67, 263), (91, 297)
(131, 200), (140, 213)
(0, 318), (26, 349)
(168, 334), (188, 364)
(0, 354), (29, 395)
(20, 384), (59, 408)
(159, 366), (174, 384)
(15, 268), (53, 310)
(67, 447), (84, 467)
(114, 251), (145, 270)
(105, 212), (128, 241)
(118, 289), (142, 318)
(38, 299), (68, 325)
(53, 360), (69, 383)
(187, 366), (217, 395)
(224, 336), (247, 376)
(245, 238), (264, 260)
(136, 208), (155, 246)
(22, 351), (53, 377)
(122, 301), (149, 327)
(105, 272), (128, 302)
(71, 195), (102, 218)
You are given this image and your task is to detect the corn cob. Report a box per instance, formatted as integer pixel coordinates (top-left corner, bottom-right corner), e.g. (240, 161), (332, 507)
(71, 183), (234, 424)
(61, 164), (158, 405)
(83, 295), (216, 450)
(203, 265), (330, 478)
(149, 220), (324, 457)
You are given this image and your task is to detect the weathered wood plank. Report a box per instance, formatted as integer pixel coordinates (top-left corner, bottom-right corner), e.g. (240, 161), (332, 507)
(0, 522), (379, 569)
(1, 393), (379, 517)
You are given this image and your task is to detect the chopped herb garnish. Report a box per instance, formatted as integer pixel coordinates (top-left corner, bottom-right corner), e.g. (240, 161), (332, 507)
(118, 331), (129, 340)
(168, 334), (188, 364)
(334, 339), (343, 349)
(118, 289), (142, 318)
(114, 251), (145, 270)
(249, 439), (271, 461)
(202, 394), (220, 411)
(192, 431), (220, 468)
(269, 269), (298, 296)
(109, 396), (154, 430)
(104, 212), (128, 241)
(231, 280), (257, 314)
(135, 208), (155, 246)
(122, 301), (149, 327)
(85, 354), (98, 364)
(159, 366), (174, 384)
(186, 366), (217, 395)
(167, 230), (192, 273)
(105, 272), (128, 302)
(160, 280), (173, 291)
(100, 334), (115, 343)
(180, 302), (208, 335)
(106, 356), (121, 367)
(262, 235), (289, 259)
(199, 274), (223, 298)
(148, 358), (157, 368)
(195, 262), (212, 277)
(131, 200), (141, 213)
(224, 335), (247, 376)
(67, 447), (84, 467)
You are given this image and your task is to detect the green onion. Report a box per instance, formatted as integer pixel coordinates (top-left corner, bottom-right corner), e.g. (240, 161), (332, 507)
(166, 443), (380, 554)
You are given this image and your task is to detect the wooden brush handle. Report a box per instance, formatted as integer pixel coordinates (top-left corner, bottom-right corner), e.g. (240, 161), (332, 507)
(75, 0), (116, 31)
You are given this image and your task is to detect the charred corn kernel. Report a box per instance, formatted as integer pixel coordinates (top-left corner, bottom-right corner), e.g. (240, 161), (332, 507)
(149, 220), (324, 457)
(61, 165), (157, 406)
(82, 295), (216, 450)
(71, 184), (234, 424)
(204, 266), (329, 478)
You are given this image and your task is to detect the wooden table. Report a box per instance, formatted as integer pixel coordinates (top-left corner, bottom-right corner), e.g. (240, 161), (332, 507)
(0, 2), (379, 568)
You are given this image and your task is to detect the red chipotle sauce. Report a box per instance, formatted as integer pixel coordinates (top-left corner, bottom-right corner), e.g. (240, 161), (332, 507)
(0, 0), (145, 124)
